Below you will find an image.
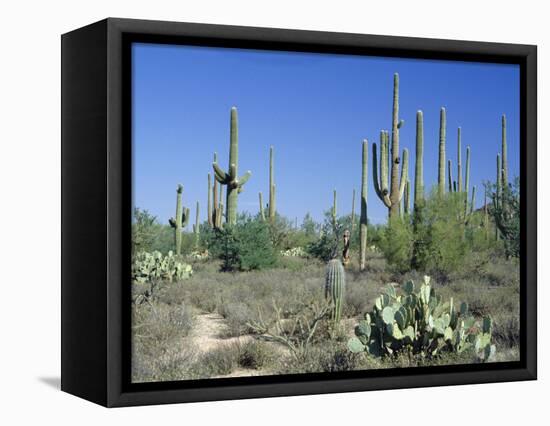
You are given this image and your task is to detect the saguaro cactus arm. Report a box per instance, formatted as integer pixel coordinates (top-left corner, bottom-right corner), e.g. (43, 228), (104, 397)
(372, 132), (391, 208)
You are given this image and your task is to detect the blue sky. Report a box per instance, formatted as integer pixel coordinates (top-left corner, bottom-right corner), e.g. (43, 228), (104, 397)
(132, 43), (519, 225)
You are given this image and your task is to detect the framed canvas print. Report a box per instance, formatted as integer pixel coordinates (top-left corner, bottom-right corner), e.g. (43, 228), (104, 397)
(61, 18), (537, 407)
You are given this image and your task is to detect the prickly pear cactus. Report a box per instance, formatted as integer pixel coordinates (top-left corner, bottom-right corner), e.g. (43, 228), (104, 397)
(348, 275), (496, 362)
(131, 250), (193, 285)
(325, 259), (346, 323)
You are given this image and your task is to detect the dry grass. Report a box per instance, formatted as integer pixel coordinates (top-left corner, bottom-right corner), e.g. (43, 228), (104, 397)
(131, 250), (520, 383)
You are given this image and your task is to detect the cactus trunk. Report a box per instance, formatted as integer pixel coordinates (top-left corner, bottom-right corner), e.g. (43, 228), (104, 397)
(496, 154), (501, 240)
(194, 201), (200, 248)
(351, 188), (356, 232)
(404, 179), (410, 215)
(438, 107), (447, 197)
(331, 189), (337, 230)
(447, 159), (453, 193)
(373, 74), (409, 219)
(501, 115), (508, 189)
(212, 107), (252, 226)
(212, 153), (219, 227)
(414, 111), (424, 210)
(325, 259), (346, 323)
(169, 184), (189, 255)
(207, 173), (212, 227)
(360, 140), (368, 271)
(259, 192), (265, 221)
(269, 145), (276, 222)
(457, 127), (462, 193)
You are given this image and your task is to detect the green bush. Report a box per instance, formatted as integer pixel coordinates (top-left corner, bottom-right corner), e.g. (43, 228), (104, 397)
(207, 215), (278, 272)
(378, 217), (413, 274)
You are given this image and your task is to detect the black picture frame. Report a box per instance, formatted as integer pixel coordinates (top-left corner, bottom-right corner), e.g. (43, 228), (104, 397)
(61, 17), (537, 407)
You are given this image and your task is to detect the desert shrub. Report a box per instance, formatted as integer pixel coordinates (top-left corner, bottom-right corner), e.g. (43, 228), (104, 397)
(306, 210), (348, 261)
(218, 302), (255, 337)
(378, 217), (413, 274)
(197, 345), (239, 376)
(236, 340), (275, 369)
(207, 215), (278, 271)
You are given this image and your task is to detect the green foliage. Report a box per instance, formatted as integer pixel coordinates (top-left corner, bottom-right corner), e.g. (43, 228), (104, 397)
(489, 178), (520, 258)
(378, 217), (413, 274)
(306, 210), (347, 261)
(132, 208), (158, 253)
(348, 276), (496, 361)
(208, 215), (278, 272)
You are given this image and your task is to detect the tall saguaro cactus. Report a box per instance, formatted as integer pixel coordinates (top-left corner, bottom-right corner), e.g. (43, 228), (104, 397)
(212, 107), (252, 226)
(360, 140), (368, 271)
(438, 107), (447, 197)
(457, 127), (463, 192)
(207, 173), (213, 227)
(331, 189), (338, 230)
(351, 188), (356, 232)
(193, 201), (200, 248)
(495, 153), (501, 240)
(258, 192), (266, 221)
(212, 153), (219, 227)
(168, 184), (190, 255)
(414, 111), (424, 209)
(373, 73), (409, 219)
(501, 115), (508, 189)
(404, 180), (411, 215)
(268, 146), (276, 222)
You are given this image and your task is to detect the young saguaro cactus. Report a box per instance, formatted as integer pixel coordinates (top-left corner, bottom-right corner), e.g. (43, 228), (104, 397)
(372, 73), (409, 219)
(212, 107), (252, 225)
(258, 192), (266, 221)
(193, 201), (200, 248)
(438, 107), (447, 197)
(168, 184), (190, 255)
(268, 145), (276, 222)
(360, 140), (368, 271)
(325, 259), (346, 323)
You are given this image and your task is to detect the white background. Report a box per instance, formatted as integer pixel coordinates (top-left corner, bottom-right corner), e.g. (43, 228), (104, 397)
(0, 0), (545, 424)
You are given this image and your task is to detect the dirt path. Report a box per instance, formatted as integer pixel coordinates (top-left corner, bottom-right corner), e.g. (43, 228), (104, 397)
(188, 312), (252, 353)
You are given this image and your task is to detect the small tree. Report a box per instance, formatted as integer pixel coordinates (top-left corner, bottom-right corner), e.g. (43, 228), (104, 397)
(132, 208), (157, 252)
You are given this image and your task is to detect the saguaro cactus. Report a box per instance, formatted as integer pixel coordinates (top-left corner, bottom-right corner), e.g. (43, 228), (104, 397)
(268, 145), (276, 222)
(372, 74), (409, 219)
(168, 184), (190, 255)
(258, 192), (266, 221)
(207, 173), (213, 227)
(457, 128), (463, 192)
(193, 201), (200, 248)
(501, 115), (508, 189)
(495, 153), (501, 240)
(414, 111), (424, 209)
(360, 140), (368, 271)
(404, 179), (410, 215)
(351, 188), (356, 232)
(447, 159), (453, 193)
(438, 107), (447, 197)
(212, 153), (219, 226)
(342, 230), (351, 266)
(325, 259), (346, 323)
(331, 189), (338, 230)
(212, 107), (252, 225)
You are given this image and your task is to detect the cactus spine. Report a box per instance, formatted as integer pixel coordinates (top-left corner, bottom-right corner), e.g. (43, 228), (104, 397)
(373, 73), (409, 219)
(360, 140), (368, 271)
(268, 145), (276, 222)
(169, 184), (189, 255)
(259, 192), (266, 221)
(438, 108), (447, 197)
(414, 111), (424, 209)
(212, 107), (252, 226)
(325, 259), (345, 323)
